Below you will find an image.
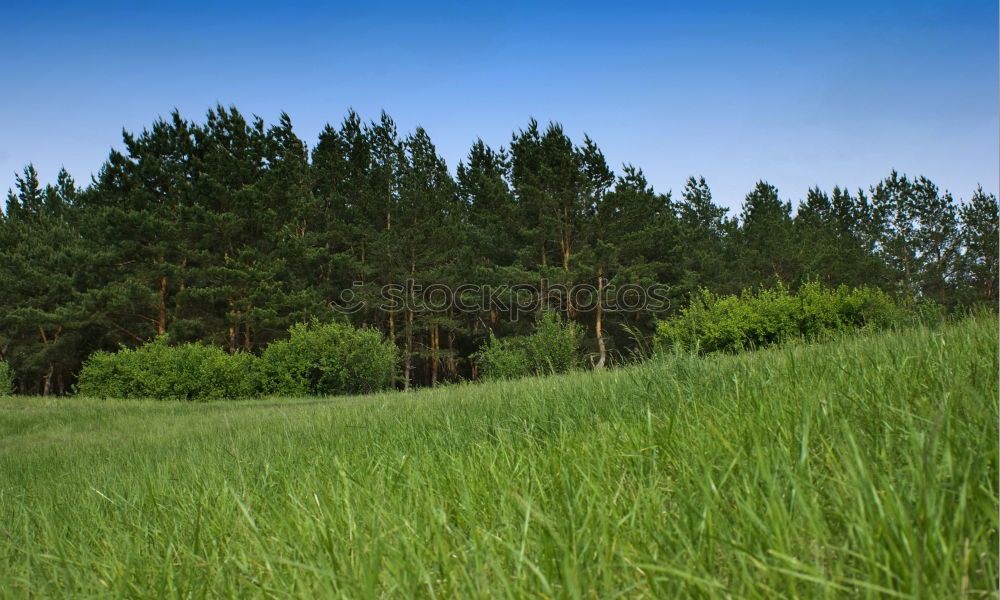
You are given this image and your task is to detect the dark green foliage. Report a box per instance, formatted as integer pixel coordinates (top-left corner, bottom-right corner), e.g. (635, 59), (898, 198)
(476, 312), (579, 379)
(794, 186), (887, 289)
(0, 106), (993, 395)
(0, 166), (91, 395)
(0, 362), (14, 396)
(869, 171), (963, 304)
(654, 282), (905, 354)
(959, 186), (999, 302)
(472, 335), (533, 380)
(76, 336), (259, 400)
(257, 321), (398, 396)
(457, 140), (517, 267)
(676, 176), (732, 295)
(737, 181), (797, 287)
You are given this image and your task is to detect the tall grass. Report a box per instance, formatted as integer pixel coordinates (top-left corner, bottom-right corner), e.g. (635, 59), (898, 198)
(0, 315), (996, 598)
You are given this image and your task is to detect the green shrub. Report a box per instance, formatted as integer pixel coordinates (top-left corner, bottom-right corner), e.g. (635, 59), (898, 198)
(0, 362), (14, 396)
(907, 298), (947, 326)
(838, 285), (906, 330)
(524, 311), (581, 374)
(477, 312), (580, 379)
(654, 282), (905, 354)
(76, 336), (259, 400)
(475, 334), (533, 380)
(257, 321), (398, 396)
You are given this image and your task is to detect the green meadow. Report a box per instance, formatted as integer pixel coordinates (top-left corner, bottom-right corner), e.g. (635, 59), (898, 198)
(1, 315), (996, 598)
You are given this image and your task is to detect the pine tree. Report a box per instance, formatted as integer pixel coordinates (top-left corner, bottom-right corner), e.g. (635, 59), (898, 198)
(399, 127), (462, 386)
(575, 136), (614, 367)
(738, 181), (796, 287)
(589, 165), (678, 363)
(456, 140), (524, 369)
(910, 177), (961, 305)
(870, 171), (961, 303)
(676, 176), (731, 295)
(360, 112), (407, 366)
(0, 107), (993, 394)
(0, 167), (90, 394)
(85, 111), (196, 345)
(311, 110), (374, 328)
(458, 140), (517, 268)
(958, 186), (999, 302)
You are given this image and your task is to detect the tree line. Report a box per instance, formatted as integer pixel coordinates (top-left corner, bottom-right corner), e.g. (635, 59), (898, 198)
(1, 105), (996, 394)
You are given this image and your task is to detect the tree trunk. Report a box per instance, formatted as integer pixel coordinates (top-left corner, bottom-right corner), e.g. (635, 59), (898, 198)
(42, 363), (54, 396)
(446, 309), (457, 380)
(157, 276), (167, 335)
(561, 221), (574, 317)
(595, 269), (606, 369)
(404, 311), (413, 391)
(403, 262), (415, 391)
(37, 327), (53, 396)
(430, 324), (439, 387)
(540, 245), (548, 310)
(175, 259), (187, 317)
(227, 301), (237, 355)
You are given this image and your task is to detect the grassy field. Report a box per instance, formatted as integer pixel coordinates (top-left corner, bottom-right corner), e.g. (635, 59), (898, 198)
(0, 316), (996, 598)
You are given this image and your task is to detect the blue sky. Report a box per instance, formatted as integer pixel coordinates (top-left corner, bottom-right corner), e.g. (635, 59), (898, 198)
(2, 0), (996, 211)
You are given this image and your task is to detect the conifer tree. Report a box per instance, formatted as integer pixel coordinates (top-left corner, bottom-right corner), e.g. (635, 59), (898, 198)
(399, 127), (462, 386)
(676, 176), (731, 295)
(575, 136), (614, 367)
(870, 171), (961, 303)
(738, 181), (796, 287)
(0, 167), (89, 394)
(85, 111), (196, 345)
(958, 186), (999, 302)
(311, 111), (374, 327)
(456, 140), (522, 364)
(0, 107), (992, 394)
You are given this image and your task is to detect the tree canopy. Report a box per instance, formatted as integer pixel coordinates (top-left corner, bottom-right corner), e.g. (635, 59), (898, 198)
(1, 106), (995, 394)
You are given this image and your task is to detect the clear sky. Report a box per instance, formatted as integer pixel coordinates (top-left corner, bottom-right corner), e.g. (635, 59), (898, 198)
(2, 0), (996, 211)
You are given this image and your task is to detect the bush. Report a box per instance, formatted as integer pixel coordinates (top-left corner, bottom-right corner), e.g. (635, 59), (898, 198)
(477, 312), (580, 379)
(654, 282), (905, 354)
(524, 311), (580, 374)
(0, 362), (14, 396)
(907, 298), (947, 326)
(257, 321), (398, 396)
(76, 336), (259, 400)
(475, 334), (533, 380)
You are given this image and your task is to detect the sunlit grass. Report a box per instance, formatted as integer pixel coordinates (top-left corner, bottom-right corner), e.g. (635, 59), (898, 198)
(0, 315), (996, 598)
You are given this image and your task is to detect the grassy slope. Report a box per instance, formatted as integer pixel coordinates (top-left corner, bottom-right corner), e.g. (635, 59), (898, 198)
(0, 316), (996, 599)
